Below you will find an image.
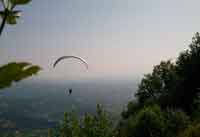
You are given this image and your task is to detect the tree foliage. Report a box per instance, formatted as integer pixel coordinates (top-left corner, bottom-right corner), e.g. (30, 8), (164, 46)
(179, 122), (200, 137)
(134, 33), (200, 114)
(0, 62), (41, 89)
(51, 104), (113, 137)
(0, 0), (31, 35)
(119, 33), (200, 137)
(118, 105), (165, 137)
(174, 32), (200, 113)
(136, 60), (177, 106)
(164, 109), (190, 137)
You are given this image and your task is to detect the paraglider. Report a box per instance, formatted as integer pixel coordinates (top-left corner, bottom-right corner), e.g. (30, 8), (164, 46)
(53, 56), (88, 70)
(68, 88), (72, 95)
(53, 55), (89, 96)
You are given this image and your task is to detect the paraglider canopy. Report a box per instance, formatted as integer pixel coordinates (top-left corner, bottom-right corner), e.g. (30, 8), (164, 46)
(53, 56), (88, 70)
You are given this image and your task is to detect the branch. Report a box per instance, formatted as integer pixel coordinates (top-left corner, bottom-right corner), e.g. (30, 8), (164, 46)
(0, 9), (7, 36)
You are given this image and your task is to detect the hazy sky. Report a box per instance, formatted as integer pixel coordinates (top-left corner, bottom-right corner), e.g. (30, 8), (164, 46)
(1, 0), (200, 80)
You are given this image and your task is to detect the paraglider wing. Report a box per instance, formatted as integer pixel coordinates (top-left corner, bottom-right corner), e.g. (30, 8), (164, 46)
(53, 56), (88, 69)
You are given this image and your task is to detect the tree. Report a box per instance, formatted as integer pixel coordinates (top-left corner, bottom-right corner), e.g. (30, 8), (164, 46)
(135, 60), (178, 108)
(0, 0), (31, 35)
(59, 112), (72, 137)
(134, 33), (200, 114)
(164, 109), (189, 137)
(118, 105), (165, 137)
(121, 100), (142, 119)
(174, 32), (200, 113)
(52, 104), (113, 137)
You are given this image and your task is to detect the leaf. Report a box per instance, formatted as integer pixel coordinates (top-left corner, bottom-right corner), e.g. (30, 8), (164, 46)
(5, 10), (21, 25)
(0, 62), (42, 90)
(0, 10), (21, 25)
(6, 14), (17, 24)
(10, 0), (31, 5)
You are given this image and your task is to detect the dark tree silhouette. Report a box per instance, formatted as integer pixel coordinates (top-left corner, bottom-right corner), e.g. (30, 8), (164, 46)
(135, 32), (200, 114)
(135, 60), (178, 107)
(174, 32), (200, 113)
